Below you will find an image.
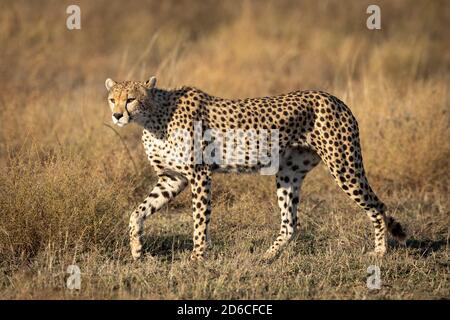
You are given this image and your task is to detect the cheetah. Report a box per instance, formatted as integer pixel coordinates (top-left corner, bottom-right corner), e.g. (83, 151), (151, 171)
(105, 76), (406, 261)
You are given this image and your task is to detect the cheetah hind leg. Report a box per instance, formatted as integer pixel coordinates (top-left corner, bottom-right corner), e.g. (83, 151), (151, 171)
(263, 148), (320, 262)
(262, 170), (301, 262)
(327, 166), (406, 256)
(317, 143), (407, 256)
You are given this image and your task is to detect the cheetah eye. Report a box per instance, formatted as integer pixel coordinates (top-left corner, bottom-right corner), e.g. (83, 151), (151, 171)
(127, 98), (135, 104)
(109, 98), (115, 104)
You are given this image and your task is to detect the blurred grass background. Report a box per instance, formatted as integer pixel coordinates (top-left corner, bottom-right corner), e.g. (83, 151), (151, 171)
(0, 0), (448, 299)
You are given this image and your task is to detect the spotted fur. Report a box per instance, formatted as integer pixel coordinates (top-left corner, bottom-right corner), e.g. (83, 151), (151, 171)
(105, 76), (406, 261)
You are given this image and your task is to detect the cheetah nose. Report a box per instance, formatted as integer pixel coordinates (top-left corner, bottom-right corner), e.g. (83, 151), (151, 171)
(113, 113), (123, 120)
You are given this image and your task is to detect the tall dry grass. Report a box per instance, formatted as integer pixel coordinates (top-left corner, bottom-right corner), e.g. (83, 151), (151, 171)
(0, 0), (448, 298)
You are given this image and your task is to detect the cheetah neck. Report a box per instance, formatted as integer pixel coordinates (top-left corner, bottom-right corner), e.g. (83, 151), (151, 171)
(138, 88), (181, 138)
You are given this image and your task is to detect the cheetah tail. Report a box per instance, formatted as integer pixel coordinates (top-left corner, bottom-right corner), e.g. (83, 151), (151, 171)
(386, 216), (407, 244)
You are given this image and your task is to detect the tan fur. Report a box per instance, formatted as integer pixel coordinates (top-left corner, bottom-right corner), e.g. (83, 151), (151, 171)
(106, 77), (407, 260)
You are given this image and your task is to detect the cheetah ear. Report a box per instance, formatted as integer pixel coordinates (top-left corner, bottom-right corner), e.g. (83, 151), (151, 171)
(105, 78), (116, 91)
(144, 76), (157, 89)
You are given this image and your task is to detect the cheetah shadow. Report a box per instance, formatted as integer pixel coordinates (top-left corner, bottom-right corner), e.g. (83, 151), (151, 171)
(394, 237), (448, 257)
(140, 233), (227, 258)
(138, 235), (447, 260)
(141, 234), (192, 258)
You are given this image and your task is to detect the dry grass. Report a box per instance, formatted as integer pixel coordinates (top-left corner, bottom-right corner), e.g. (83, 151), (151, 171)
(0, 0), (448, 299)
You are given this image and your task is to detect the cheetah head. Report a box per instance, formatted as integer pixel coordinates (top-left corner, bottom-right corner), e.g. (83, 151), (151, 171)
(105, 76), (157, 127)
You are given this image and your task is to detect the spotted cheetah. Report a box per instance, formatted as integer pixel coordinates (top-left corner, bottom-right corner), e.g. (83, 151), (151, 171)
(105, 76), (406, 261)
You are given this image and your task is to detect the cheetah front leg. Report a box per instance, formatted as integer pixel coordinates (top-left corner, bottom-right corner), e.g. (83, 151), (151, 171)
(189, 167), (212, 261)
(129, 173), (187, 260)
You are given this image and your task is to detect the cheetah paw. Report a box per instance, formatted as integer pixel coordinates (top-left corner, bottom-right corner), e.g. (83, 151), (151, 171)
(190, 252), (205, 262)
(262, 250), (279, 263)
(367, 249), (387, 258)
